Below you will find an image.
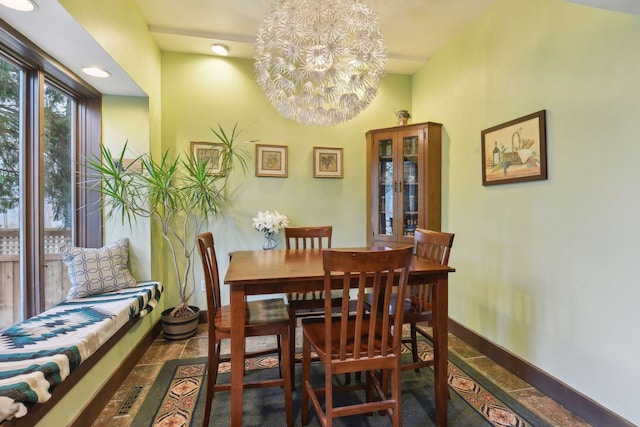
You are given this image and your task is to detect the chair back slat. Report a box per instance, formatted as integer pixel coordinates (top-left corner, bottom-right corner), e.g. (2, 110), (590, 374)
(322, 247), (413, 363)
(338, 272), (351, 360)
(285, 226), (332, 250)
(196, 232), (222, 325)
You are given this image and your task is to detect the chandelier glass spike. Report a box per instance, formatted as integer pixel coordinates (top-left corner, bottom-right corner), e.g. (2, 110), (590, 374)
(255, 0), (387, 127)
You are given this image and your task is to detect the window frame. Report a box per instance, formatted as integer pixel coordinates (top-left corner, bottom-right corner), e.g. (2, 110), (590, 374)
(0, 19), (102, 318)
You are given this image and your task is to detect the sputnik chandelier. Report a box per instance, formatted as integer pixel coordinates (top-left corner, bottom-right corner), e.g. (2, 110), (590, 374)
(254, 0), (387, 127)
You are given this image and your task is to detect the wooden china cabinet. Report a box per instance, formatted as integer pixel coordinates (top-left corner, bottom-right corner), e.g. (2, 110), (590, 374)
(366, 122), (442, 247)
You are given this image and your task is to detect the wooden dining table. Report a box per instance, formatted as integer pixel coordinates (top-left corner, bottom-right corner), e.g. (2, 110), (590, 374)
(223, 246), (455, 427)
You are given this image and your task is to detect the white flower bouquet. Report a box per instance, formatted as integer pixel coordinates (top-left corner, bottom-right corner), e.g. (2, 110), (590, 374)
(252, 210), (289, 234)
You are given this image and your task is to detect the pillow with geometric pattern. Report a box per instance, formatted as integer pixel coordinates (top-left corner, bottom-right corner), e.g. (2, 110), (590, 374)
(61, 238), (138, 299)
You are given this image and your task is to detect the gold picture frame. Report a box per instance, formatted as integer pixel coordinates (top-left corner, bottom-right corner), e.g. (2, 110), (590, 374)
(313, 146), (343, 178)
(190, 141), (226, 176)
(481, 110), (547, 186)
(255, 144), (288, 177)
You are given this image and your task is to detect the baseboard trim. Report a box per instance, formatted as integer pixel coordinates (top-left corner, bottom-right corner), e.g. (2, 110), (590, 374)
(448, 318), (634, 427)
(69, 319), (163, 427)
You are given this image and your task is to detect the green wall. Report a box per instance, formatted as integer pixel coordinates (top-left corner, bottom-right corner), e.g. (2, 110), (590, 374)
(101, 95), (153, 282)
(59, 0), (164, 281)
(36, 0), (640, 424)
(32, 10), (410, 423)
(411, 0), (640, 423)
(160, 51), (411, 308)
(37, 1), (164, 425)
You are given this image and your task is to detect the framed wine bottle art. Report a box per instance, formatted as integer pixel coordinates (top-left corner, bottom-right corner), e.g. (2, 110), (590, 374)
(481, 110), (547, 186)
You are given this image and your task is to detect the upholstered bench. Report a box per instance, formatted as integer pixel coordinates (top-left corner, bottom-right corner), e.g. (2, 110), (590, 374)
(0, 238), (162, 423)
(0, 281), (163, 422)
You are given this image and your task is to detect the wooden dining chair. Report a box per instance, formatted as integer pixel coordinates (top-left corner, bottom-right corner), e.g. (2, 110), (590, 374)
(284, 226), (342, 378)
(196, 232), (293, 427)
(367, 228), (455, 373)
(301, 246), (414, 427)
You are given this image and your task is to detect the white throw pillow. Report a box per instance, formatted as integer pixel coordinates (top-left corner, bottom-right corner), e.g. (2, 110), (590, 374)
(61, 238), (137, 299)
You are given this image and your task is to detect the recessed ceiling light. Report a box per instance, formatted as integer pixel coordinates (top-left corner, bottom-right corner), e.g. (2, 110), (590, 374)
(210, 44), (229, 56)
(82, 67), (110, 78)
(0, 0), (36, 11)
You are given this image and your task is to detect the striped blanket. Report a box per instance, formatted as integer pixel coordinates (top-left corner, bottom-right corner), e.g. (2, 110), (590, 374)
(0, 281), (163, 422)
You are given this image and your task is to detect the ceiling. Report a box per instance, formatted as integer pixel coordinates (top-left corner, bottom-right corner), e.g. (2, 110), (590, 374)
(135, 0), (498, 76)
(0, 0), (638, 96)
(135, 0), (640, 74)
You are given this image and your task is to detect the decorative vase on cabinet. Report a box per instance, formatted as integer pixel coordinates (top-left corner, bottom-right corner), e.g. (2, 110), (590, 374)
(365, 122), (442, 247)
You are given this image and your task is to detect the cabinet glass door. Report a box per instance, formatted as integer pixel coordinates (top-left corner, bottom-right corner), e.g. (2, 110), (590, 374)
(402, 135), (419, 237)
(377, 137), (394, 236)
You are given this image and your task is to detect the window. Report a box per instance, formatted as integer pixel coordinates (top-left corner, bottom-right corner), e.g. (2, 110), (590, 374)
(0, 24), (102, 329)
(0, 55), (22, 329)
(43, 82), (74, 307)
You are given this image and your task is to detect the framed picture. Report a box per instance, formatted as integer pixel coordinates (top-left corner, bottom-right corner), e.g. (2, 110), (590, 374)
(313, 146), (343, 178)
(115, 158), (143, 173)
(255, 144), (288, 177)
(481, 110), (547, 186)
(190, 141), (226, 176)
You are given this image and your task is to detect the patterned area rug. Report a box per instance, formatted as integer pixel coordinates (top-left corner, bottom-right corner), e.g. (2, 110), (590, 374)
(132, 341), (550, 426)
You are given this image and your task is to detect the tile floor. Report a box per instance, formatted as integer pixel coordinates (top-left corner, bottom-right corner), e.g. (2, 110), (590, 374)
(92, 323), (592, 427)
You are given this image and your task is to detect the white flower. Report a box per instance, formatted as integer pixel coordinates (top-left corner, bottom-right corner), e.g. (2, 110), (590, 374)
(252, 210), (289, 234)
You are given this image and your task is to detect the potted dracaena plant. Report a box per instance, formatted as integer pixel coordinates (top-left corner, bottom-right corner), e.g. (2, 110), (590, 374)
(87, 123), (251, 339)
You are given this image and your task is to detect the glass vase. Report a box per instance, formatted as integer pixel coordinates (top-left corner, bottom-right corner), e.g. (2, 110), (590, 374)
(262, 232), (278, 250)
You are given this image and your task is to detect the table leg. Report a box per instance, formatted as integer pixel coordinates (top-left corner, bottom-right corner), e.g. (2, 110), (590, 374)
(230, 287), (245, 427)
(432, 274), (449, 427)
